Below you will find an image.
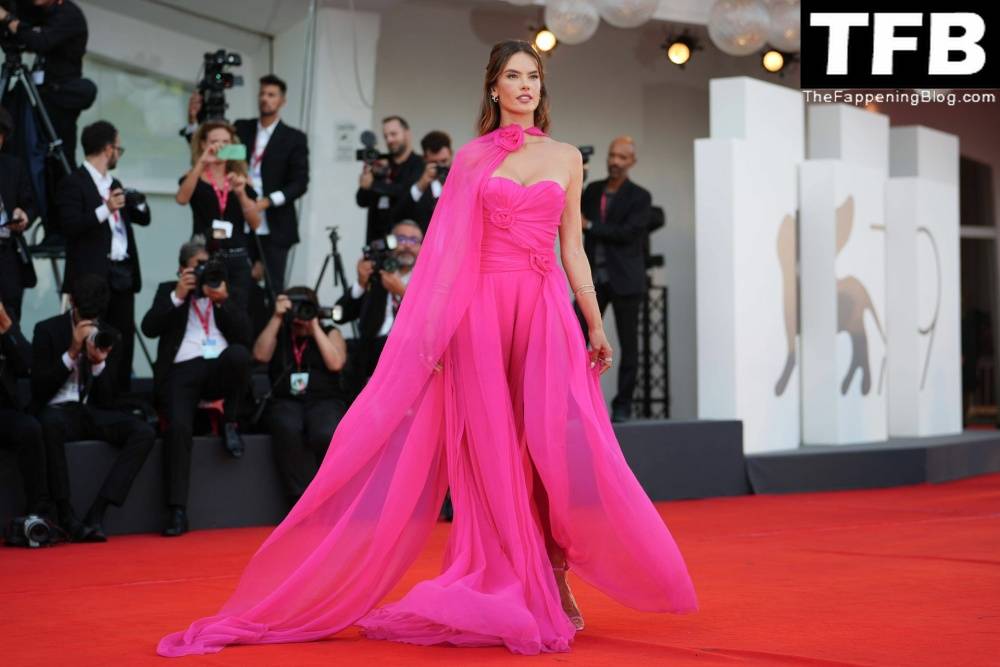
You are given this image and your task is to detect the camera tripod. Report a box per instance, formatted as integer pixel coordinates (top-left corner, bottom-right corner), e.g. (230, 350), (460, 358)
(313, 225), (356, 337)
(0, 48), (72, 177)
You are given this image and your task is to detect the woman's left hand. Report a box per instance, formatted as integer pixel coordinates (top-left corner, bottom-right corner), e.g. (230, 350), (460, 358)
(588, 327), (614, 375)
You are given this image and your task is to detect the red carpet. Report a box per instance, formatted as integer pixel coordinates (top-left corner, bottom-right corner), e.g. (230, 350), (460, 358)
(5, 473), (1000, 666)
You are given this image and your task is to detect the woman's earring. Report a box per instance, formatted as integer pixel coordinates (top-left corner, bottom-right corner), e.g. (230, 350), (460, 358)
(491, 93), (499, 103)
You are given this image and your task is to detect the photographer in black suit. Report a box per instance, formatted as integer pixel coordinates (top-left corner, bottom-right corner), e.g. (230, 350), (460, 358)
(356, 116), (423, 243)
(58, 120), (150, 394)
(336, 220), (421, 392)
(0, 301), (51, 519)
(0, 107), (38, 321)
(141, 239), (252, 537)
(253, 286), (347, 504)
(395, 130), (451, 233)
(579, 136), (651, 423)
(32, 274), (155, 542)
(0, 0), (92, 241)
(186, 75), (308, 291)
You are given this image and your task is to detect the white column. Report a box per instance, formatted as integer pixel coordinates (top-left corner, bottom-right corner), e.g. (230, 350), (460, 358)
(800, 104), (889, 445)
(886, 127), (962, 436)
(286, 8), (381, 306)
(695, 77), (803, 454)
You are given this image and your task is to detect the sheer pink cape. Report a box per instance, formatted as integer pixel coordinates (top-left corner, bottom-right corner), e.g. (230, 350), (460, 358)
(157, 125), (697, 657)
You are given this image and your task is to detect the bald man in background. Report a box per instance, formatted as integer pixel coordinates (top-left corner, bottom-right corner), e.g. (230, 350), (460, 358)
(578, 136), (652, 422)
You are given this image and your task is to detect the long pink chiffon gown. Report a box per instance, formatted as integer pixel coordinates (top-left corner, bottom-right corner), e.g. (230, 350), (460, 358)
(158, 125), (696, 658)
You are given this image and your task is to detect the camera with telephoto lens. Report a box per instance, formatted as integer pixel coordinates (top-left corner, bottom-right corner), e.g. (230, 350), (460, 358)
(123, 188), (146, 209)
(363, 234), (400, 274)
(198, 49), (243, 122)
(194, 256), (228, 291)
(4, 514), (62, 548)
(356, 130), (392, 179)
(87, 322), (121, 351)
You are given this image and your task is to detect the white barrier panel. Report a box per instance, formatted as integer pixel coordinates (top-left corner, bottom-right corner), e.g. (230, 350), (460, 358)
(695, 77), (803, 454)
(886, 127), (962, 436)
(800, 105), (889, 445)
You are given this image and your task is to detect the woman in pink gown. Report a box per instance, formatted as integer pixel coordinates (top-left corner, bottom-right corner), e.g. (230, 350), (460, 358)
(158, 40), (696, 658)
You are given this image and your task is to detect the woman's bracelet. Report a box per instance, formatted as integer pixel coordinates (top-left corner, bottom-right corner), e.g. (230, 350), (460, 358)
(574, 283), (596, 296)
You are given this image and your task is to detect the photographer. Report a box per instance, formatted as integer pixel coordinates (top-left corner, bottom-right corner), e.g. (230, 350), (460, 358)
(31, 274), (155, 542)
(252, 287), (347, 504)
(0, 106), (38, 320)
(59, 120), (150, 393)
(0, 0), (92, 239)
(188, 75), (308, 292)
(336, 220), (422, 387)
(141, 239), (252, 537)
(396, 130), (452, 233)
(0, 300), (51, 521)
(177, 121), (260, 310)
(356, 116), (423, 243)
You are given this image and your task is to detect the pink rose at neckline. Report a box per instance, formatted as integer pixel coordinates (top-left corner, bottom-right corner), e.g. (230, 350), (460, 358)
(494, 124), (546, 151)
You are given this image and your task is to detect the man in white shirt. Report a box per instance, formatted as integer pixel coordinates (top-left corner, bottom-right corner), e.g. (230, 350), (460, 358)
(335, 220), (421, 394)
(57, 120), (152, 393)
(141, 239), (254, 537)
(32, 274), (156, 542)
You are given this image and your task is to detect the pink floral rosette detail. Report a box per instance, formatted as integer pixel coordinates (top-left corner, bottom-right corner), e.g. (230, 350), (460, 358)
(494, 124), (525, 152)
(529, 251), (552, 275)
(489, 208), (515, 230)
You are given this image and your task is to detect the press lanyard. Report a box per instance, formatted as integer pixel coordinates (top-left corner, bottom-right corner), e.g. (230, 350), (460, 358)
(191, 299), (212, 337)
(291, 336), (308, 371)
(600, 192), (608, 222)
(204, 169), (230, 216)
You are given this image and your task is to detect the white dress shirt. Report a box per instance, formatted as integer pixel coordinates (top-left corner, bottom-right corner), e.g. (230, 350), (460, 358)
(410, 179), (442, 203)
(247, 119), (287, 236)
(350, 270), (412, 338)
(49, 330), (107, 407)
(171, 292), (229, 363)
(83, 160), (129, 261)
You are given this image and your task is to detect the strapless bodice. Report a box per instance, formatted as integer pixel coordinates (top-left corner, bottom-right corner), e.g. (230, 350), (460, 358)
(480, 176), (566, 276)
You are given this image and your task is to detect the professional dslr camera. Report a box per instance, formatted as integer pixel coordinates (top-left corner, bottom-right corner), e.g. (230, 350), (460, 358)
(363, 234), (400, 274)
(198, 49), (243, 122)
(87, 322), (121, 352)
(356, 130), (392, 179)
(123, 187), (146, 209)
(193, 256), (228, 292)
(0, 0), (22, 53)
(4, 514), (64, 548)
(286, 292), (333, 322)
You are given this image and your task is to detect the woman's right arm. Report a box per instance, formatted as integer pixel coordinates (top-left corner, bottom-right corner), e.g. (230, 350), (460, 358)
(176, 165), (202, 205)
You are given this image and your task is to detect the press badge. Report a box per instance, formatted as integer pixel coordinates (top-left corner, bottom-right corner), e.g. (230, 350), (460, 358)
(211, 219), (234, 239)
(290, 372), (310, 396)
(202, 338), (222, 359)
(377, 196), (390, 210)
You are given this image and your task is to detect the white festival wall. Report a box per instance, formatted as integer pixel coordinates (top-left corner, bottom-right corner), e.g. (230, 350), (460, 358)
(800, 105), (889, 445)
(886, 128), (963, 436)
(695, 77), (804, 454)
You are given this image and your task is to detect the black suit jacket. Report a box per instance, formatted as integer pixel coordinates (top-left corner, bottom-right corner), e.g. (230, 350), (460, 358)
(581, 178), (651, 296)
(30, 312), (117, 413)
(0, 154), (39, 289)
(234, 118), (309, 248)
(335, 281), (390, 340)
(356, 152), (424, 242)
(0, 321), (32, 410)
(58, 165), (151, 294)
(394, 180), (438, 233)
(141, 281), (253, 398)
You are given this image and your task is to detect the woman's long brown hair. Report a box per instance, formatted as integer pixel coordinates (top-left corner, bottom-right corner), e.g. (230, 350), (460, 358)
(476, 40), (551, 136)
(190, 120), (248, 176)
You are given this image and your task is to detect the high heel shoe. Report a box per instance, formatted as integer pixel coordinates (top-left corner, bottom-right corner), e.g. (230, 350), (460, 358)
(552, 564), (584, 631)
